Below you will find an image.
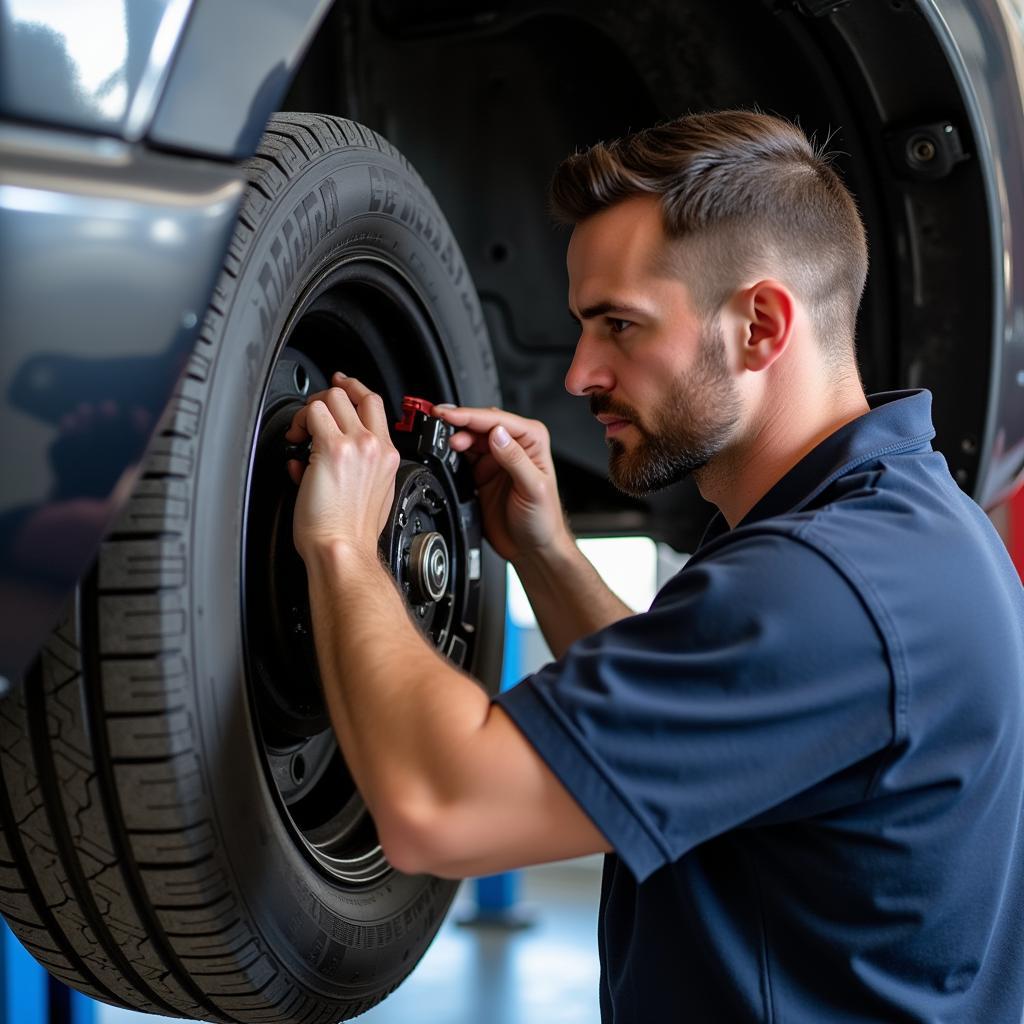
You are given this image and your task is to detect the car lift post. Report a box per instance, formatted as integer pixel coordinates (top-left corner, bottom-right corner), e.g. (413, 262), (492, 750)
(0, 923), (94, 1024)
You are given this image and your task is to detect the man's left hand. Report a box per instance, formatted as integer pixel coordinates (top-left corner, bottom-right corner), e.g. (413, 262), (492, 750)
(285, 373), (401, 565)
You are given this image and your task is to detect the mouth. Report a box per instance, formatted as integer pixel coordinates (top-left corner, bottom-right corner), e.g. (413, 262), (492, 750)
(596, 414), (632, 437)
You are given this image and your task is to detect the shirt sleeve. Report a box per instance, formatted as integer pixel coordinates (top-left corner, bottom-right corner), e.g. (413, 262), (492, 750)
(494, 530), (893, 882)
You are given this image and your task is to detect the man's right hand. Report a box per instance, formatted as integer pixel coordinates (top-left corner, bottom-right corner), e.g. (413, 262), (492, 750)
(436, 403), (633, 656)
(432, 405), (570, 564)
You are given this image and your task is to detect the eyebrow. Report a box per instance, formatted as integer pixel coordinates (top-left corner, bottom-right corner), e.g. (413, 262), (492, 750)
(568, 300), (652, 325)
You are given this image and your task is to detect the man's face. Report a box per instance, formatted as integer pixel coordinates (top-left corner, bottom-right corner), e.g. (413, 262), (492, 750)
(565, 195), (743, 496)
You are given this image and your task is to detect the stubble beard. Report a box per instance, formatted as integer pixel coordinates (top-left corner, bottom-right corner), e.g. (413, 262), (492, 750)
(594, 321), (743, 498)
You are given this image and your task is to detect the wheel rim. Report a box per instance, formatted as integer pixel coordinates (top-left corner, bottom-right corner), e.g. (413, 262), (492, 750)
(241, 254), (485, 886)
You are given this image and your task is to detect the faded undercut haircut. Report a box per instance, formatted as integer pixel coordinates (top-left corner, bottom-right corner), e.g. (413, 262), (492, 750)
(549, 110), (869, 367)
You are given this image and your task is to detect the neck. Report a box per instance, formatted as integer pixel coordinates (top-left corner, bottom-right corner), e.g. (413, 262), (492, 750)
(695, 375), (870, 528)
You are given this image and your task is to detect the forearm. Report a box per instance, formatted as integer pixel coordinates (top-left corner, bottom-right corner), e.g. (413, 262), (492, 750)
(304, 543), (489, 840)
(512, 533), (634, 659)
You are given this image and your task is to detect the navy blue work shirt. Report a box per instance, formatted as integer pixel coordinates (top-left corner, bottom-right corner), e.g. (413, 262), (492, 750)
(495, 390), (1024, 1023)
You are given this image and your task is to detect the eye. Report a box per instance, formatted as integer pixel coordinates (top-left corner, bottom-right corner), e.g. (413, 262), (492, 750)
(607, 318), (632, 335)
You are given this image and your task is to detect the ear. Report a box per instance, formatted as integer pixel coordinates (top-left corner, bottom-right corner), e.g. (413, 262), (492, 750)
(737, 279), (795, 373)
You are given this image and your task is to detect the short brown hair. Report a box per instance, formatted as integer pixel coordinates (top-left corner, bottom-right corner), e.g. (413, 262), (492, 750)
(549, 110), (868, 364)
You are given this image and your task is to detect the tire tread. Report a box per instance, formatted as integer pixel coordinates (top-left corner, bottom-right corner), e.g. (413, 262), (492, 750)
(0, 113), (460, 1023)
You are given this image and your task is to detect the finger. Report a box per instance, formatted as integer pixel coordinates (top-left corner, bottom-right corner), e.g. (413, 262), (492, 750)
(486, 425), (545, 496)
(322, 387), (363, 434)
(469, 452), (504, 488)
(331, 373), (390, 438)
(286, 459), (304, 486)
(284, 381), (349, 441)
(432, 405), (537, 439)
(285, 401), (313, 442)
(304, 399), (341, 448)
(449, 429), (494, 455)
(286, 380), (366, 440)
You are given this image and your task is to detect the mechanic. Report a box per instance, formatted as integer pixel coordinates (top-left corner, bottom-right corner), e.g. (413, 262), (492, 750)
(284, 110), (1024, 1021)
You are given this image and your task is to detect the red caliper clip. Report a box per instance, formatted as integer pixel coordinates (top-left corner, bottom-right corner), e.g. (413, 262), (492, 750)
(394, 395), (436, 433)
(394, 395), (458, 469)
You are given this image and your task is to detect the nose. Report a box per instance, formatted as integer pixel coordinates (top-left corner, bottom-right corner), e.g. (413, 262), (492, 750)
(564, 332), (615, 397)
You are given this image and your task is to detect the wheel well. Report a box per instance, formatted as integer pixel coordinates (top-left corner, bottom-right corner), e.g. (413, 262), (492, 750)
(284, 0), (994, 550)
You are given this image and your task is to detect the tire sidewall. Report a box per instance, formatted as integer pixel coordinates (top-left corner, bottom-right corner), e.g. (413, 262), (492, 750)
(189, 138), (501, 996)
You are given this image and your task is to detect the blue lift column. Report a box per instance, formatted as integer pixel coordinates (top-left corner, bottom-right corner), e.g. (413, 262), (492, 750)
(0, 923), (95, 1024)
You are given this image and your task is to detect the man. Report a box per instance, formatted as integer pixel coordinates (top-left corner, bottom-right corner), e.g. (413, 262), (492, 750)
(285, 111), (1024, 1021)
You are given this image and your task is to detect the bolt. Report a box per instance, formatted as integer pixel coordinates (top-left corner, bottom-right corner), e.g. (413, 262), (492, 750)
(398, 512), (407, 528)
(910, 136), (936, 163)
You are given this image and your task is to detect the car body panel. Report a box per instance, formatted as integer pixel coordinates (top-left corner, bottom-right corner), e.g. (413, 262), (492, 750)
(0, 0), (194, 141)
(0, 122), (244, 679)
(926, 0), (1024, 505)
(148, 0), (333, 158)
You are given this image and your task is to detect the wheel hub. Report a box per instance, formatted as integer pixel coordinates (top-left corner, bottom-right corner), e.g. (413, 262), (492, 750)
(411, 532), (449, 603)
(242, 263), (486, 886)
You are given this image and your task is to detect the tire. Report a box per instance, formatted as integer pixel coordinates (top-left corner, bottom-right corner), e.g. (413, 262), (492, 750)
(0, 114), (505, 1022)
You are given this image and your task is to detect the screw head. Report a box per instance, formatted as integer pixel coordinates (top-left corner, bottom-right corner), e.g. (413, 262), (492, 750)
(909, 136), (936, 163)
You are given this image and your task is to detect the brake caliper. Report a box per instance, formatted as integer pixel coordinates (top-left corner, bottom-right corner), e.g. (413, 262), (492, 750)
(384, 396), (483, 668)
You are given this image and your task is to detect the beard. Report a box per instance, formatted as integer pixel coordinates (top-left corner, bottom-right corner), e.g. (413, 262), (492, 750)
(591, 320), (742, 497)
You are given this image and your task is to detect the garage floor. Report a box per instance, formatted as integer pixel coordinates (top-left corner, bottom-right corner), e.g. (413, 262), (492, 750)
(97, 859), (603, 1024)
(361, 859), (602, 1024)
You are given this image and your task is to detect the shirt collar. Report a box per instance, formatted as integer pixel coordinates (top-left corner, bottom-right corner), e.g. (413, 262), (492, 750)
(699, 389), (937, 548)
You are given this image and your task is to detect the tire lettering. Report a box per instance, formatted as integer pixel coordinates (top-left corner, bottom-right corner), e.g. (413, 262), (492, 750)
(368, 165), (397, 214)
(281, 218), (300, 277)
(254, 179), (340, 336)
(269, 236), (292, 304)
(367, 165), (479, 329)
(256, 261), (280, 337)
(295, 178), (339, 251)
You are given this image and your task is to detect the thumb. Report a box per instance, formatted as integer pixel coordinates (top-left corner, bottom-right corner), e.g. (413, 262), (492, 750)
(488, 425), (543, 495)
